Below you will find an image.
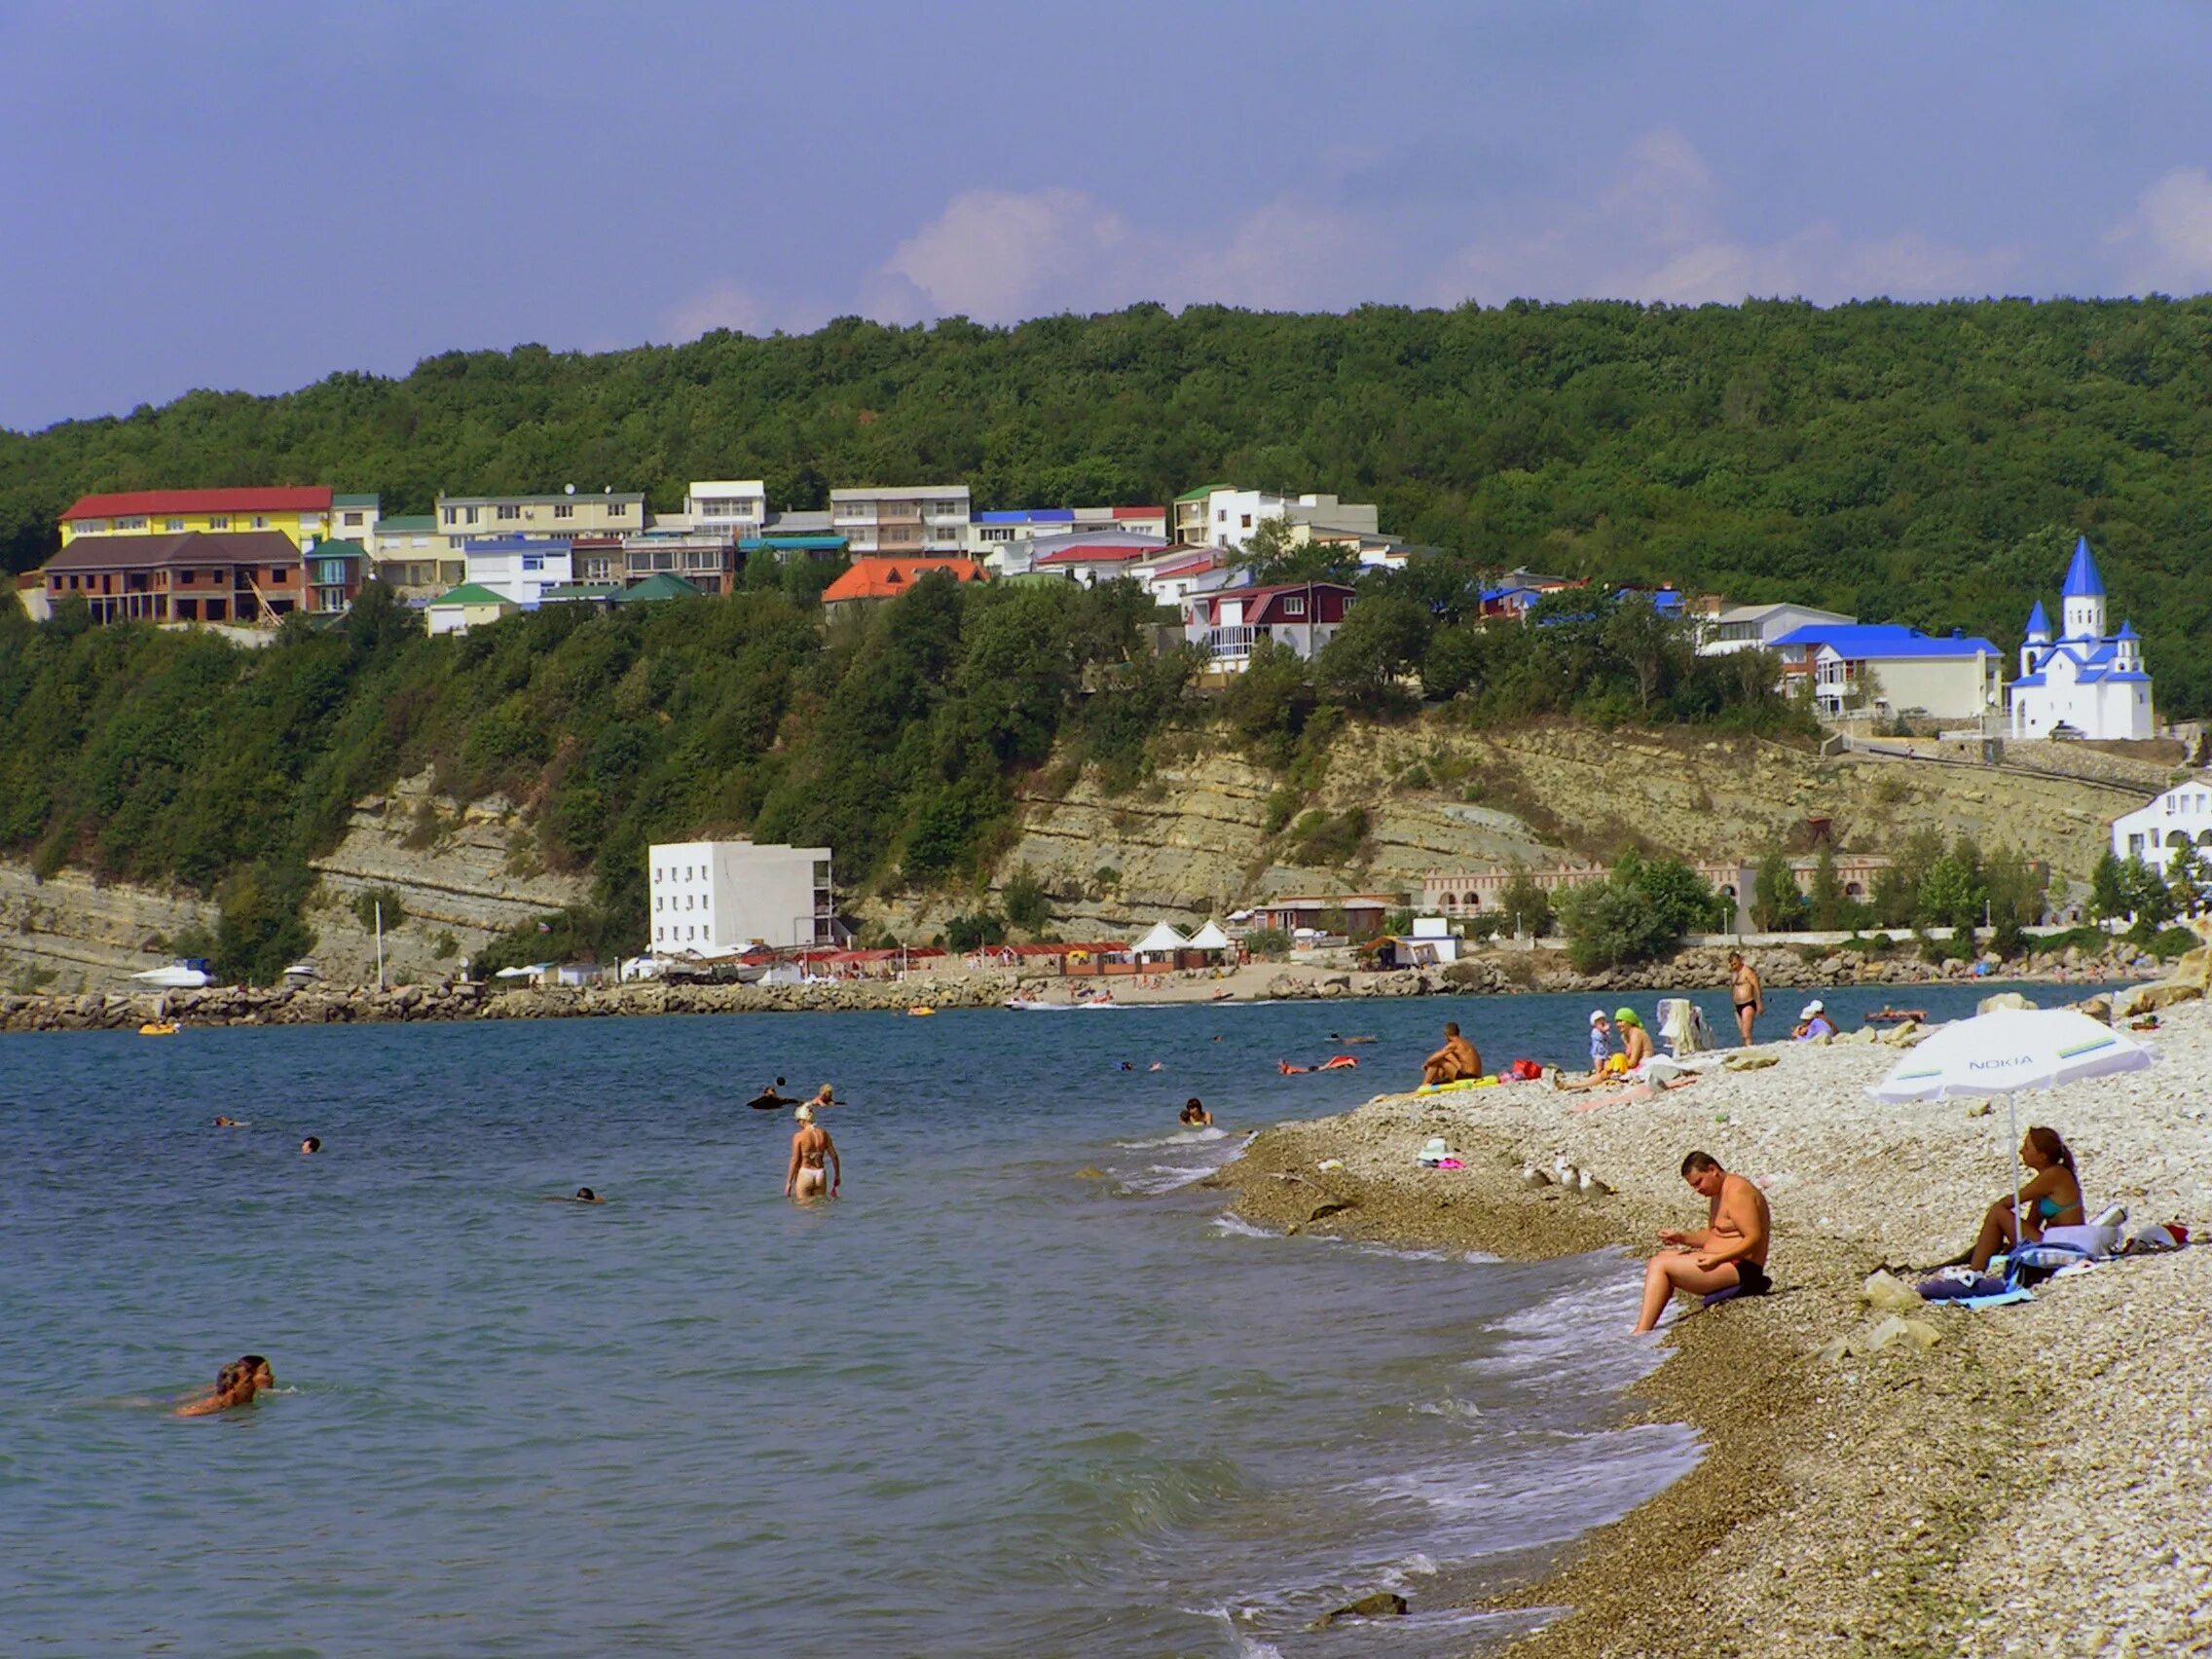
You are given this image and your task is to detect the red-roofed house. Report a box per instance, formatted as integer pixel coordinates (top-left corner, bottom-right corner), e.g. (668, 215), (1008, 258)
(819, 555), (987, 613)
(1187, 579), (1357, 672)
(59, 486), (339, 550)
(1031, 537), (1170, 587)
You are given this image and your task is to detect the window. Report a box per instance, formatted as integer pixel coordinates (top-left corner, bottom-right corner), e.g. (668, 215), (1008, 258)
(464, 507), (479, 525)
(118, 516), (147, 531)
(1217, 509), (1227, 522)
(1240, 514), (1252, 530)
(166, 518), (185, 532)
(344, 512), (363, 527)
(252, 516), (268, 530)
(497, 505), (520, 521)
(208, 515), (229, 530)
(657, 926), (665, 942)
(1282, 596), (1307, 617)
(553, 503), (573, 519)
(443, 507), (458, 525)
(655, 897), (662, 911)
(523, 556), (543, 572)
(608, 502), (628, 517)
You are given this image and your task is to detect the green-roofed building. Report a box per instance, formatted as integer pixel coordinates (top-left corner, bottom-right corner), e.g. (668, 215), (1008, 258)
(425, 582), (520, 637)
(1173, 482), (1236, 546)
(614, 572), (705, 604)
(538, 581), (625, 610)
(370, 512), (461, 601)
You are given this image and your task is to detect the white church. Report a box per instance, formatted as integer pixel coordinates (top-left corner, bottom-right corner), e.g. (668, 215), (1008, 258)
(2007, 535), (2155, 741)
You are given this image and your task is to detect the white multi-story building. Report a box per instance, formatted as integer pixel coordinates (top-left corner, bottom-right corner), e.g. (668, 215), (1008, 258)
(683, 480), (767, 539)
(2009, 537), (2156, 741)
(648, 840), (836, 953)
(1697, 602), (1857, 656)
(461, 536), (575, 608)
(1171, 486), (1380, 551)
(2111, 782), (2212, 866)
(830, 485), (971, 555)
(437, 489), (644, 541)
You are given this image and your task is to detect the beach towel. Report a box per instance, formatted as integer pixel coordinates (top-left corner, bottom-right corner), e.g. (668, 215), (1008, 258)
(1657, 998), (1716, 1056)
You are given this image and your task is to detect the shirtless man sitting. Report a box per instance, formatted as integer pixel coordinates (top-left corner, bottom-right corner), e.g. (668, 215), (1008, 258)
(1419, 1021), (1481, 1088)
(785, 1103), (841, 1202)
(1635, 1151), (1771, 1333)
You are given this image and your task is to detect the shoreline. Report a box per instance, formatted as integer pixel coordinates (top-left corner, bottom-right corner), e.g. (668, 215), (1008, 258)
(1214, 1000), (2212, 1656)
(0, 939), (2160, 1034)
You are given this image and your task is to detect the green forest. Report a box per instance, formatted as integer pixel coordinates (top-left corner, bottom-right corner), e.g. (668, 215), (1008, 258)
(9, 297), (2212, 707)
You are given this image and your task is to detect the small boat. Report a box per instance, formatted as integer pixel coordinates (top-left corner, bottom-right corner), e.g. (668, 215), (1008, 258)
(130, 957), (213, 990)
(1862, 1007), (1928, 1025)
(281, 959), (320, 983)
(906, 1006), (937, 1017)
(139, 1021), (179, 1037)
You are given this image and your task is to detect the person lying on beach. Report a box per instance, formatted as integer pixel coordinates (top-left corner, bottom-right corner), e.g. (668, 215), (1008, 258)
(786, 1104), (840, 1201)
(1419, 1022), (1480, 1088)
(175, 1357), (268, 1418)
(545, 1187), (604, 1203)
(1634, 1151), (1771, 1334)
(1180, 1098), (1213, 1126)
(1970, 1126), (2083, 1272)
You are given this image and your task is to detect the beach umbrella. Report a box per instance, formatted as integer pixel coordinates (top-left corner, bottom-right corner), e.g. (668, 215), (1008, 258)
(1867, 1008), (2157, 1241)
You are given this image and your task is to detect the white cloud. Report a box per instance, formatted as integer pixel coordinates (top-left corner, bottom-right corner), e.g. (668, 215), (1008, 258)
(2106, 166), (2212, 293)
(661, 280), (816, 342)
(882, 187), (1138, 320)
(1442, 128), (2017, 307)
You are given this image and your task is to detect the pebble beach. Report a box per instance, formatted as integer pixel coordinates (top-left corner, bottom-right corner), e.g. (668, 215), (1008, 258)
(1222, 996), (2212, 1657)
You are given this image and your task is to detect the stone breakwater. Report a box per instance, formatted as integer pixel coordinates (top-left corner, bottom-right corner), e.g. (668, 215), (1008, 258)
(1439, 938), (2158, 997)
(0, 974), (1016, 1033)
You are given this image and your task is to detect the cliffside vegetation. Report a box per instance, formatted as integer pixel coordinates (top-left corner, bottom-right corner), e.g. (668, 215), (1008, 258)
(0, 550), (1799, 979)
(11, 298), (2212, 710)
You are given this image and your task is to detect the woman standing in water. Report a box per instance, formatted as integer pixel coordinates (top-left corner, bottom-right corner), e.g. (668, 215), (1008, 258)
(785, 1103), (840, 1202)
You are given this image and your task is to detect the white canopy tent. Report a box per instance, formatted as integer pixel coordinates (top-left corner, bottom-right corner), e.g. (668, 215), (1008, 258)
(1131, 921), (1190, 959)
(1186, 920), (1234, 952)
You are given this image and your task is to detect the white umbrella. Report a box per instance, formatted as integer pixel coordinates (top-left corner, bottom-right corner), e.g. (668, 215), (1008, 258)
(1868, 1008), (2157, 1246)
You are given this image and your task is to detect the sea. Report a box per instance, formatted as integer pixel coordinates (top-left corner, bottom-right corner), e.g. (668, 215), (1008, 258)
(0, 980), (2061, 1657)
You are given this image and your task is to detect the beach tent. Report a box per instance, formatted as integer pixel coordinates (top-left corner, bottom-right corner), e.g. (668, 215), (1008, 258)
(1867, 1008), (2157, 1241)
(1187, 920), (1234, 953)
(1132, 920), (1189, 960)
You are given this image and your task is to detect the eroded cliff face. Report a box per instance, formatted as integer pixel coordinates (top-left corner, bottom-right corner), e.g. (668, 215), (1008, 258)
(876, 719), (2143, 937)
(0, 719), (2151, 989)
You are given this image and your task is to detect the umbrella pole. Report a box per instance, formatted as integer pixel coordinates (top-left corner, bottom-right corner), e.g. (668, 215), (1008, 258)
(2006, 1090), (2023, 1262)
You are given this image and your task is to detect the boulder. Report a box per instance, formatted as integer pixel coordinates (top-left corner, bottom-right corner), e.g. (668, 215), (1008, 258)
(1976, 990), (2036, 1014)
(2115, 980), (2204, 1018)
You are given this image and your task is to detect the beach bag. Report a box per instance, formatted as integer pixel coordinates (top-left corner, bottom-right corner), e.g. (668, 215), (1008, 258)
(1508, 1058), (1544, 1082)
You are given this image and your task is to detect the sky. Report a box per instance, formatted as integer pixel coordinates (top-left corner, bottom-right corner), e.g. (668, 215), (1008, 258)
(7, 1), (2212, 431)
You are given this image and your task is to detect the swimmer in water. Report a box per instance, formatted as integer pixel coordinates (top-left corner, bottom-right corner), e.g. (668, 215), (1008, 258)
(786, 1103), (840, 1201)
(1180, 1098), (1213, 1126)
(808, 1083), (841, 1112)
(212, 1116), (239, 1127)
(175, 1357), (265, 1418)
(545, 1187), (604, 1203)
(1148, 1061), (1165, 1072)
(300, 1137), (321, 1155)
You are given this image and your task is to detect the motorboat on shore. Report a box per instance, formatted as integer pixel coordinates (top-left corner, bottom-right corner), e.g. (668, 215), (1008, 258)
(130, 957), (213, 990)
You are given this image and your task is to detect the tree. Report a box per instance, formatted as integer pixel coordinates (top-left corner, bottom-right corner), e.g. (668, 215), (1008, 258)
(1751, 847), (1807, 932)
(1557, 867), (1683, 970)
(1915, 854), (1979, 933)
(2119, 856), (2177, 930)
(1498, 860), (1554, 938)
(1806, 846), (1848, 930)
(2088, 851), (2130, 923)
(1000, 865), (1050, 932)
(1315, 591), (1432, 704)
(1620, 851), (1720, 937)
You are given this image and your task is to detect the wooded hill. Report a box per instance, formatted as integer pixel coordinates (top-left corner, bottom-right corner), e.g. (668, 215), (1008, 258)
(8, 297), (2212, 710)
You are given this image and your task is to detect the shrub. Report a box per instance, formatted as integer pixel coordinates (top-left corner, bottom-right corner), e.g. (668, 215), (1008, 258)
(1243, 927), (1291, 959)
(1556, 872), (1680, 971)
(1262, 789), (1300, 835)
(1285, 806), (1370, 867)
(351, 886), (405, 932)
(944, 910), (1008, 950)
(1001, 866), (1050, 931)
(432, 929), (460, 960)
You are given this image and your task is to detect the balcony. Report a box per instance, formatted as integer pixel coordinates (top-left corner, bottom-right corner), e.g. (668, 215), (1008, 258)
(1202, 624), (1259, 661)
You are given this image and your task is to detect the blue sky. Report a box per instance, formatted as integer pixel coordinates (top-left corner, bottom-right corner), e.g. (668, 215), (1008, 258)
(7, 1), (2212, 431)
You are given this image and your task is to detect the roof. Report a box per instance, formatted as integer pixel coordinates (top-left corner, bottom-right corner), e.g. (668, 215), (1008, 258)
(311, 538), (366, 559)
(1776, 623), (1999, 660)
(1714, 602), (1857, 626)
(377, 514), (436, 534)
(2025, 601), (2052, 639)
(2062, 535), (2105, 601)
(828, 484), (971, 501)
(1186, 920), (1233, 950)
(614, 572), (705, 603)
(1132, 920), (1190, 953)
(1034, 542), (1158, 567)
(975, 508), (1075, 525)
(820, 557), (987, 604)
(462, 535), (573, 553)
(1259, 894), (1394, 909)
(44, 529), (300, 573)
(437, 491), (645, 505)
(427, 583), (515, 608)
(1112, 505), (1166, 520)
(331, 493), (380, 508)
(763, 509), (834, 534)
(739, 535), (847, 552)
(1175, 482), (1235, 501)
(62, 486), (332, 521)
(537, 583), (624, 603)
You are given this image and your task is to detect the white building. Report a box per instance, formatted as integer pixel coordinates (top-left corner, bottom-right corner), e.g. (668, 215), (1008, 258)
(1771, 623), (2003, 722)
(683, 480), (767, 539)
(830, 485), (971, 555)
(1170, 486), (1381, 551)
(437, 489), (644, 540)
(2111, 781), (2212, 866)
(462, 536), (575, 608)
(648, 840), (836, 952)
(1698, 602), (1857, 656)
(2009, 537), (2155, 741)
(1026, 531), (1170, 585)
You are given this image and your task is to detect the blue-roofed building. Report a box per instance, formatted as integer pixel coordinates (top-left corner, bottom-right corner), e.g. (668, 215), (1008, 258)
(1769, 622), (2003, 721)
(2008, 536), (2155, 741)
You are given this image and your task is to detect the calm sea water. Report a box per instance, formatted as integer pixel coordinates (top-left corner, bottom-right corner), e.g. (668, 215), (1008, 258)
(0, 981), (2060, 1657)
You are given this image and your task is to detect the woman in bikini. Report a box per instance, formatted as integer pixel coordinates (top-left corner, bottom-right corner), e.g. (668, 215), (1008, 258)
(1970, 1126), (2083, 1272)
(785, 1103), (841, 1202)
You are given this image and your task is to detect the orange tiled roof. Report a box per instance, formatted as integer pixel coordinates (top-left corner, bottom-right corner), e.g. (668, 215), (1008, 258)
(821, 556), (987, 604)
